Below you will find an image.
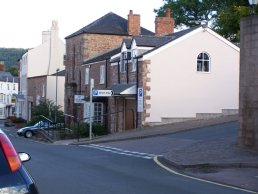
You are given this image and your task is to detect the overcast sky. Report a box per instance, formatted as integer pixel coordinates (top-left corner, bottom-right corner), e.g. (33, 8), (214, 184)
(0, 0), (164, 48)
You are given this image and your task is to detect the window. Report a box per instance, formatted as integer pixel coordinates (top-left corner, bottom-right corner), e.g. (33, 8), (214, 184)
(13, 84), (15, 90)
(0, 108), (4, 117)
(197, 52), (210, 72)
(83, 102), (104, 124)
(0, 94), (4, 103)
(120, 51), (127, 73)
(93, 103), (104, 123)
(42, 84), (45, 97)
(131, 49), (137, 72)
(7, 84), (9, 90)
(85, 68), (89, 85)
(100, 65), (105, 84)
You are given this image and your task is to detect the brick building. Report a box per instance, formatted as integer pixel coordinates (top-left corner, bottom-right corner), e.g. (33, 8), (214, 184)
(64, 10), (154, 122)
(81, 10), (239, 133)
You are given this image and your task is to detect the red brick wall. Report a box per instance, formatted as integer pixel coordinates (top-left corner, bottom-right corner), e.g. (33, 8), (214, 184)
(155, 8), (174, 36)
(65, 33), (131, 120)
(27, 76), (47, 105)
(128, 10), (140, 36)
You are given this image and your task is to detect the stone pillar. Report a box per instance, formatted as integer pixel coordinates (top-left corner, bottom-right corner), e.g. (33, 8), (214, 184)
(239, 16), (258, 150)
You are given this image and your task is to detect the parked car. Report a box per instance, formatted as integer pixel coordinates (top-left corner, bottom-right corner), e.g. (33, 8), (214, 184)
(0, 129), (39, 193)
(17, 121), (64, 138)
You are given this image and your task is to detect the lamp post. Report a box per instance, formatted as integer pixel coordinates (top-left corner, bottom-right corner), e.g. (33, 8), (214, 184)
(249, 0), (258, 15)
(55, 68), (60, 123)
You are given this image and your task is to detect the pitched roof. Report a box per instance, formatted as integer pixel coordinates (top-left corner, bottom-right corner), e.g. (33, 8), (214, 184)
(137, 26), (202, 57)
(84, 26), (203, 65)
(132, 35), (173, 47)
(65, 12), (154, 39)
(0, 71), (17, 82)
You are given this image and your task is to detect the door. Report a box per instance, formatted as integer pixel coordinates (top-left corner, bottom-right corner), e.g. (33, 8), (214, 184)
(125, 99), (136, 130)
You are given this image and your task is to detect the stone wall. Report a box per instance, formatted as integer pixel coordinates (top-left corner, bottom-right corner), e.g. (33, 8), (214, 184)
(239, 16), (258, 150)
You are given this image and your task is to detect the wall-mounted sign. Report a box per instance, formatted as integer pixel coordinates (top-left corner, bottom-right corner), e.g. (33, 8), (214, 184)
(74, 95), (85, 104)
(137, 88), (144, 112)
(92, 90), (113, 97)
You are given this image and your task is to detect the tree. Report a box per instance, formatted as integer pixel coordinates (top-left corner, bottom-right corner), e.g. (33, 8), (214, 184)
(215, 5), (250, 42)
(6, 66), (18, 76)
(154, 0), (251, 42)
(29, 99), (64, 125)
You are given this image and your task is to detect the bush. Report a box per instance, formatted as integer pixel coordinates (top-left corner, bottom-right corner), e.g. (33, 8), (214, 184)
(7, 116), (26, 123)
(72, 122), (108, 138)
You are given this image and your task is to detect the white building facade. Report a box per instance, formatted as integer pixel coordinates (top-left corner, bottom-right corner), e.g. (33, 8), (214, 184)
(0, 72), (18, 119)
(17, 20), (65, 121)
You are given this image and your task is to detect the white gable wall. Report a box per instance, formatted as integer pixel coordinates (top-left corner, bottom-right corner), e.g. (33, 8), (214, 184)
(144, 29), (239, 123)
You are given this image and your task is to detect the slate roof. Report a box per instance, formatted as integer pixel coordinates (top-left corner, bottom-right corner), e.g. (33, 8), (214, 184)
(0, 71), (18, 82)
(66, 12), (154, 39)
(137, 25), (202, 57)
(84, 26), (202, 64)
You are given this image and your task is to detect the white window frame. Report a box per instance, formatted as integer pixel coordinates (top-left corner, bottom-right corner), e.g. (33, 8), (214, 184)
(93, 102), (104, 123)
(42, 84), (45, 97)
(99, 65), (105, 84)
(197, 52), (211, 73)
(0, 94), (4, 103)
(120, 52), (127, 73)
(131, 49), (137, 72)
(85, 68), (89, 85)
(83, 102), (104, 124)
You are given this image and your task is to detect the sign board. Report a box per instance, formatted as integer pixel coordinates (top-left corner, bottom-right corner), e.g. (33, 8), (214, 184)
(137, 88), (144, 112)
(74, 95), (85, 104)
(92, 90), (113, 97)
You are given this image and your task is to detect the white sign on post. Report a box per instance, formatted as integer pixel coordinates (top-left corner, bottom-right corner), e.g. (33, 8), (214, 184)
(137, 88), (144, 112)
(74, 95), (85, 104)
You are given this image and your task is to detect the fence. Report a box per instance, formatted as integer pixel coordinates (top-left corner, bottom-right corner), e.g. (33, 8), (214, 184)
(40, 108), (135, 141)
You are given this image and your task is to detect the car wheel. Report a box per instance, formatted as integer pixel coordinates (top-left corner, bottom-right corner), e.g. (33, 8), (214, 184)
(24, 130), (33, 138)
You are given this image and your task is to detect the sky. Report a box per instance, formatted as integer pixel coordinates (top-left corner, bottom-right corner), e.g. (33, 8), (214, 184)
(0, 0), (164, 49)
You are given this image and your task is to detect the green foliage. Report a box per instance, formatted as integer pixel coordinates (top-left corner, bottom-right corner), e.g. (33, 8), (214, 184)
(29, 99), (64, 125)
(215, 5), (250, 42)
(6, 66), (18, 76)
(0, 48), (27, 70)
(72, 122), (108, 138)
(154, 0), (251, 42)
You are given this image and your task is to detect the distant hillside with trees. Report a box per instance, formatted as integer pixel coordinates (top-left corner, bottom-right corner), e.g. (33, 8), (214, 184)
(0, 47), (27, 76)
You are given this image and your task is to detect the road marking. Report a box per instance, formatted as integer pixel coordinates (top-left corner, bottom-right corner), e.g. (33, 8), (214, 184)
(154, 156), (257, 194)
(83, 144), (160, 160)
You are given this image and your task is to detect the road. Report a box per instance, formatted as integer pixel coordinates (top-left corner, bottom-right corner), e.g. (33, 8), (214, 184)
(3, 122), (251, 194)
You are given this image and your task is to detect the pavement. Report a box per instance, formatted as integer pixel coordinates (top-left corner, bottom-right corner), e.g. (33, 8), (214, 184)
(53, 114), (258, 193)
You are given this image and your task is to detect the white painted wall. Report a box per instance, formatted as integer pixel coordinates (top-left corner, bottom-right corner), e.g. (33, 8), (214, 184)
(47, 76), (65, 111)
(27, 21), (65, 78)
(0, 78), (18, 119)
(18, 53), (28, 120)
(144, 28), (239, 123)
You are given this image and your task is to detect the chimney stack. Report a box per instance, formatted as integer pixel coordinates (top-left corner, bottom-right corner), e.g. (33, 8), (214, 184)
(0, 61), (5, 71)
(155, 8), (174, 36)
(128, 10), (141, 36)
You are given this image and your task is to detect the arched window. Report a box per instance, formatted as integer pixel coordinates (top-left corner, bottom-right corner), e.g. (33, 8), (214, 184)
(197, 52), (210, 72)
